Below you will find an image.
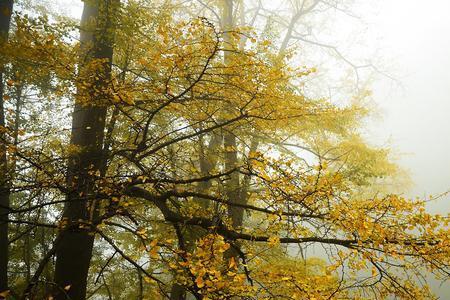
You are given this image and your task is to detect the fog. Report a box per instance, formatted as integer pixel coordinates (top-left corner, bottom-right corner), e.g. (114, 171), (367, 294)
(52, 1), (450, 207)
(347, 0), (450, 296)
(264, 0), (450, 296)
(367, 0), (450, 212)
(306, 0), (450, 215)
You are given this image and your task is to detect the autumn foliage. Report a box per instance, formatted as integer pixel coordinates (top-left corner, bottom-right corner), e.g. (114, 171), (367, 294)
(0, 1), (448, 299)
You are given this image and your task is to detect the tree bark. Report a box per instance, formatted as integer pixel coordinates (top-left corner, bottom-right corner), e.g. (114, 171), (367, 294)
(221, 0), (244, 229)
(53, 1), (118, 299)
(0, 0), (14, 294)
(169, 133), (222, 299)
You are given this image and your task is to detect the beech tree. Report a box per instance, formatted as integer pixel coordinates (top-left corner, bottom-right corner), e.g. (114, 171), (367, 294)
(0, 0), (14, 295)
(52, 1), (119, 299)
(0, 1), (448, 300)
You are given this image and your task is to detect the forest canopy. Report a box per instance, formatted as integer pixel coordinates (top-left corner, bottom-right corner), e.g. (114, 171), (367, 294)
(0, 0), (448, 299)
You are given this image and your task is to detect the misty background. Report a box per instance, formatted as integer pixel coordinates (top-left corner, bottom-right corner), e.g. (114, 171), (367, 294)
(368, 0), (450, 212)
(342, 0), (450, 297)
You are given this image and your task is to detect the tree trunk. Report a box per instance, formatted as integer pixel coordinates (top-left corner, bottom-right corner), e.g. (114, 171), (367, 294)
(53, 1), (118, 299)
(0, 0), (14, 294)
(169, 133), (222, 299)
(221, 0), (244, 229)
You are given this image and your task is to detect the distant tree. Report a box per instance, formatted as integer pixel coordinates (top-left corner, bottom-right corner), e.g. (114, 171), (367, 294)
(0, 0), (14, 296)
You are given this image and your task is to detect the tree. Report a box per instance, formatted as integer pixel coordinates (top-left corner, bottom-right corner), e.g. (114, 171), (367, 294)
(0, 1), (448, 299)
(0, 0), (14, 296)
(52, 1), (119, 299)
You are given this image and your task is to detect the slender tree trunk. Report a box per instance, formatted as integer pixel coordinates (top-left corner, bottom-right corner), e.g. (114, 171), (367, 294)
(170, 2), (240, 297)
(221, 0), (244, 229)
(0, 0), (14, 294)
(169, 133), (222, 300)
(53, 1), (118, 299)
(239, 137), (258, 206)
(224, 133), (242, 228)
(197, 132), (222, 207)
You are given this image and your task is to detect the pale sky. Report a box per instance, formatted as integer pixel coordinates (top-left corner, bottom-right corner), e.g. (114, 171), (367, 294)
(366, 0), (450, 212)
(363, 0), (450, 297)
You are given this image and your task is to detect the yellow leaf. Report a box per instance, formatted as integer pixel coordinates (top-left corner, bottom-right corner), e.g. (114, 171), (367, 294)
(0, 290), (10, 298)
(144, 276), (153, 283)
(229, 257), (237, 269)
(267, 236), (280, 246)
(195, 276), (205, 288)
(149, 246), (159, 259)
(136, 227), (147, 236)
